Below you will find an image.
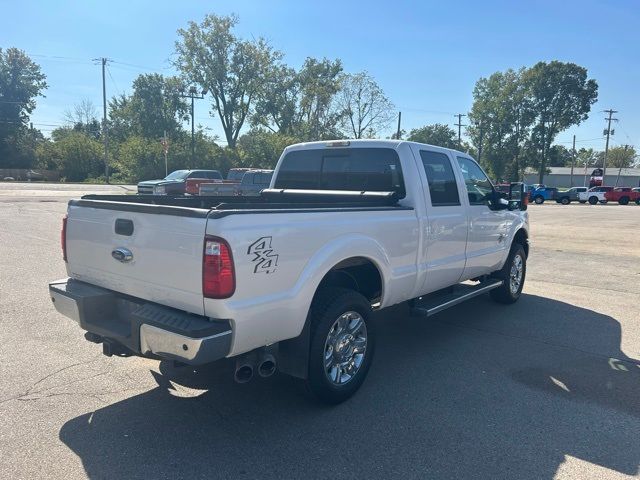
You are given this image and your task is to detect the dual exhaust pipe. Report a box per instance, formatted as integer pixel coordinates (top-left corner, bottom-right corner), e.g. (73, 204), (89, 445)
(234, 349), (277, 383)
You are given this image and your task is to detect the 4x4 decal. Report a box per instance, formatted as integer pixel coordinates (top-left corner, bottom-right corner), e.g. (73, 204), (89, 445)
(247, 236), (279, 274)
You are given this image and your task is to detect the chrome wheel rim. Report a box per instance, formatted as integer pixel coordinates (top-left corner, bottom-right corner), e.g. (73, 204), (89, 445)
(509, 254), (524, 294)
(323, 311), (367, 386)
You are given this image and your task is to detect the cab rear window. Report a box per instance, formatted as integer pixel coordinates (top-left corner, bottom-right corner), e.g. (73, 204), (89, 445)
(274, 148), (405, 197)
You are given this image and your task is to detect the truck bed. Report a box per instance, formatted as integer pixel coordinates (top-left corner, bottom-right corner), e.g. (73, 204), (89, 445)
(77, 189), (406, 218)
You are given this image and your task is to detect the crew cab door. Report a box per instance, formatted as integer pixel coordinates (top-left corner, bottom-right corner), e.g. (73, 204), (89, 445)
(412, 146), (467, 293)
(455, 156), (508, 278)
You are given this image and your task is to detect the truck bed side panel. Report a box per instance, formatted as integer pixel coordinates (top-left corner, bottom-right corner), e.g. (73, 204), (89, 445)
(203, 208), (419, 355)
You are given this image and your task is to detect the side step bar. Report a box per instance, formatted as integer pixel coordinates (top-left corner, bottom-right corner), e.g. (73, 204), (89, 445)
(410, 279), (503, 317)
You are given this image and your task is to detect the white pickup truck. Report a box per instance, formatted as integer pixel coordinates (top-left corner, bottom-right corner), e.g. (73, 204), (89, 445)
(49, 140), (529, 404)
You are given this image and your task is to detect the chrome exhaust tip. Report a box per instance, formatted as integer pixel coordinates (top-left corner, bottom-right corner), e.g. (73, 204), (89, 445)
(257, 353), (277, 378)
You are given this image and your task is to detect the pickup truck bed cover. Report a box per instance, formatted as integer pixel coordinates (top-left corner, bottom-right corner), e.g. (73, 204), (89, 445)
(74, 189), (409, 218)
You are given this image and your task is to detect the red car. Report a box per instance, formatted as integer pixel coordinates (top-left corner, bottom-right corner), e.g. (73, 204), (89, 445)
(604, 187), (640, 205)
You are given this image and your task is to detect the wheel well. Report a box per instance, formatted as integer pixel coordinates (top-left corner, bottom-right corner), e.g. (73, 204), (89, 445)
(513, 229), (529, 258)
(316, 257), (383, 306)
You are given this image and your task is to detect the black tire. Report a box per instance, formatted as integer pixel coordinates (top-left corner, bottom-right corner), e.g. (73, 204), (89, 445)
(600, 200), (608, 204)
(619, 197), (629, 206)
(588, 196), (598, 205)
(490, 243), (526, 304)
(579, 200), (587, 204)
(306, 287), (375, 404)
(560, 197), (570, 205)
(534, 195), (544, 204)
(636, 198), (640, 205)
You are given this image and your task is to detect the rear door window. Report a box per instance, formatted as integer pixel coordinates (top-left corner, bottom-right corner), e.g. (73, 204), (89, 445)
(274, 148), (405, 197)
(419, 150), (460, 206)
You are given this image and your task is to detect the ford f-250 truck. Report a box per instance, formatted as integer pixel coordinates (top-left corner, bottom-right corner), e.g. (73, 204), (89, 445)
(49, 140), (529, 404)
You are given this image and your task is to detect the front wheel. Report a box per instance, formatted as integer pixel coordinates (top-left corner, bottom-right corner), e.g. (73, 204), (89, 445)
(579, 200), (587, 204)
(588, 196), (598, 205)
(619, 197), (629, 205)
(534, 196), (544, 204)
(307, 288), (375, 404)
(491, 244), (526, 304)
(560, 197), (570, 205)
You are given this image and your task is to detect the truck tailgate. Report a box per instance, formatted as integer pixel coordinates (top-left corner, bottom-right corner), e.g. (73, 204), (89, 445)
(65, 201), (208, 315)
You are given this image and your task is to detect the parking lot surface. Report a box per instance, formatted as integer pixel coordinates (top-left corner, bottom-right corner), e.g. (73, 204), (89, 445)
(1, 185), (639, 479)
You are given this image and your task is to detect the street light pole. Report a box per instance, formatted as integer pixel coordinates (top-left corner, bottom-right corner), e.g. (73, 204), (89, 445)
(179, 86), (208, 166)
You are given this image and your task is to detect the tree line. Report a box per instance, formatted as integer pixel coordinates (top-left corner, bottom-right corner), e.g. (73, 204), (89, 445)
(0, 14), (637, 183)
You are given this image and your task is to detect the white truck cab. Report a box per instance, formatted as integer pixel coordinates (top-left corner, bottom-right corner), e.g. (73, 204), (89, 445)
(50, 140), (529, 403)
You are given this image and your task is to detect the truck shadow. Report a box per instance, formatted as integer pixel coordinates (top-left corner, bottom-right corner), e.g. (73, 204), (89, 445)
(59, 294), (640, 479)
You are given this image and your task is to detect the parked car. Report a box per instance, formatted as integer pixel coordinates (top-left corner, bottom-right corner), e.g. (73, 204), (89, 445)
(555, 187), (588, 205)
(50, 139), (529, 404)
(199, 169), (274, 196)
(604, 187), (640, 205)
(529, 186), (557, 204)
(578, 186), (614, 205)
(236, 170), (273, 196)
(137, 169), (222, 195)
(226, 167), (253, 182)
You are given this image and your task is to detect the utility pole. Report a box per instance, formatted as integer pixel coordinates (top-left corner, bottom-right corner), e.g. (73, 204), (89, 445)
(538, 119), (546, 185)
(570, 134), (576, 187)
(615, 144), (629, 187)
(477, 121), (484, 165)
(454, 113), (466, 149)
(179, 86), (207, 165)
(100, 58), (110, 183)
(93, 57), (111, 183)
(602, 109), (618, 186)
(396, 112), (402, 139)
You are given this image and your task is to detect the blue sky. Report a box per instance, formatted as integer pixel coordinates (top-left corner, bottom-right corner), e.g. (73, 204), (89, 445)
(2, 0), (639, 150)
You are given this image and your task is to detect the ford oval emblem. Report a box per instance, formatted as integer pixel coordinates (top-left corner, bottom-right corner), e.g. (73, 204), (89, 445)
(112, 247), (133, 263)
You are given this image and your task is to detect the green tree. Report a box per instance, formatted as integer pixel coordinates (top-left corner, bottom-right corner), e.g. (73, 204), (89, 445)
(237, 129), (297, 169)
(407, 123), (458, 149)
(295, 57), (344, 140)
(468, 68), (534, 180)
(0, 48), (47, 168)
(64, 99), (101, 140)
(524, 61), (598, 183)
(48, 129), (103, 181)
(606, 146), (637, 169)
(337, 72), (395, 139)
(546, 145), (573, 167)
(108, 74), (187, 142)
(174, 13), (280, 148)
(251, 57), (344, 140)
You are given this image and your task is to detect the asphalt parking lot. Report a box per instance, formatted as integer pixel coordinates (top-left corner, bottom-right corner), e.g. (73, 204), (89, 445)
(1, 184), (639, 479)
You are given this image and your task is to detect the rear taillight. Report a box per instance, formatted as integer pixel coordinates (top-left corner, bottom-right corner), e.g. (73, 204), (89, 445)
(203, 235), (235, 298)
(61, 215), (68, 262)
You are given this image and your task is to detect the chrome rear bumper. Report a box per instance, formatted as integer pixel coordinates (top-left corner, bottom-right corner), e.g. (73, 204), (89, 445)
(49, 278), (232, 365)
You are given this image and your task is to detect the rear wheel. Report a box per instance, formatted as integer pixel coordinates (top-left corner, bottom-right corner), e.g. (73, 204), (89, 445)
(534, 195), (544, 204)
(490, 243), (526, 304)
(588, 196), (598, 205)
(619, 197), (629, 205)
(307, 288), (375, 404)
(636, 198), (640, 205)
(600, 200), (608, 204)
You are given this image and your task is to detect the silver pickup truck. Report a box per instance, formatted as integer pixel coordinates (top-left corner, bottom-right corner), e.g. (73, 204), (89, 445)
(49, 140), (529, 404)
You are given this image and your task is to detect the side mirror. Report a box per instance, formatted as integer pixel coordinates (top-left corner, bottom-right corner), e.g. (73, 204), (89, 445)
(508, 182), (528, 211)
(488, 190), (509, 210)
